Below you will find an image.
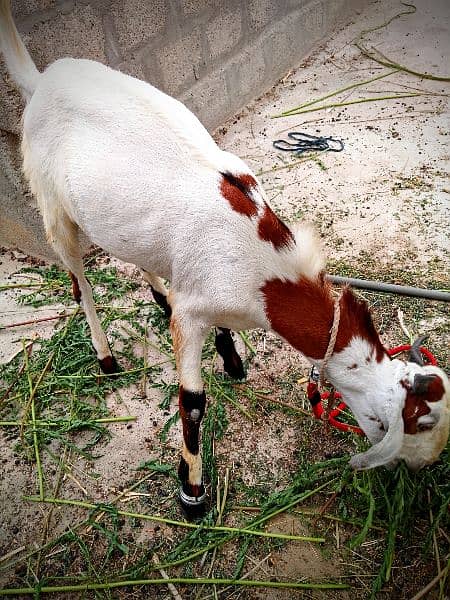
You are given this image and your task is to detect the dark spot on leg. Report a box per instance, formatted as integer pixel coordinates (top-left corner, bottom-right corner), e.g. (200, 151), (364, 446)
(179, 388), (206, 454)
(178, 389), (207, 518)
(215, 328), (245, 380)
(151, 287), (172, 318)
(69, 272), (81, 303)
(178, 457), (205, 498)
(99, 354), (120, 374)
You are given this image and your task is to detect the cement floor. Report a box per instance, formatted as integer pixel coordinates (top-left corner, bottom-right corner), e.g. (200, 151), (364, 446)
(216, 0), (449, 272)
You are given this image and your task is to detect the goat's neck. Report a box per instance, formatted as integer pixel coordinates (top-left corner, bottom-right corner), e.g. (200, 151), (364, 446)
(262, 275), (386, 362)
(263, 276), (393, 441)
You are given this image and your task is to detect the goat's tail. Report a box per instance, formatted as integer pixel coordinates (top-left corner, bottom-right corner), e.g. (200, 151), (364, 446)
(0, 0), (39, 101)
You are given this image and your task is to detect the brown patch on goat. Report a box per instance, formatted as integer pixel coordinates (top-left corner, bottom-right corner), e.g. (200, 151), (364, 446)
(98, 355), (119, 374)
(401, 376), (445, 434)
(258, 203), (294, 249)
(422, 375), (445, 403)
(402, 394), (431, 434)
(220, 172), (258, 218)
(261, 278), (387, 361)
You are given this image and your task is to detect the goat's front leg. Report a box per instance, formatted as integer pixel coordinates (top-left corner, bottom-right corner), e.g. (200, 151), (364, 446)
(170, 313), (208, 516)
(215, 328), (245, 379)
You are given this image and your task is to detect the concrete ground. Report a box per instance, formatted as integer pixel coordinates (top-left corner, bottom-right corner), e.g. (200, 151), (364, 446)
(216, 0), (449, 273)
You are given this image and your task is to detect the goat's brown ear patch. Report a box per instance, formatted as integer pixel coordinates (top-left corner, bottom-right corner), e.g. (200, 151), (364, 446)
(220, 172), (258, 218)
(401, 375), (444, 434)
(258, 203), (294, 249)
(413, 374), (445, 401)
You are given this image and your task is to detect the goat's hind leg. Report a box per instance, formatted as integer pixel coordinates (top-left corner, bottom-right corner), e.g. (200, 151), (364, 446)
(46, 211), (118, 373)
(142, 270), (171, 317)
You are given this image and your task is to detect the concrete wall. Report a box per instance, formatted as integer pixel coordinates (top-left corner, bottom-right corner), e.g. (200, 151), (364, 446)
(0, 0), (362, 261)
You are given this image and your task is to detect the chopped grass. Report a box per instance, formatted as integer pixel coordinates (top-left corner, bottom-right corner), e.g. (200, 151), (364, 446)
(15, 264), (138, 307)
(1, 260), (449, 598)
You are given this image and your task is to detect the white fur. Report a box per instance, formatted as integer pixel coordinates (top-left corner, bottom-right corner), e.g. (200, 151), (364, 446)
(319, 338), (450, 470)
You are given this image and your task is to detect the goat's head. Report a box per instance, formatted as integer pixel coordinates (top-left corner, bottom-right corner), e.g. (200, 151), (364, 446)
(349, 338), (449, 471)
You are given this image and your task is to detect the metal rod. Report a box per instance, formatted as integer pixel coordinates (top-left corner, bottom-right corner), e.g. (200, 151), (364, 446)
(328, 275), (450, 303)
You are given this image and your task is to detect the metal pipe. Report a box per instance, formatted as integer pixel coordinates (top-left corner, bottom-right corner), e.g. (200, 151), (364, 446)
(327, 275), (450, 303)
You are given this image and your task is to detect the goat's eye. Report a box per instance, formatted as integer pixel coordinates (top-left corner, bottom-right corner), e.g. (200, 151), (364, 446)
(417, 423), (434, 432)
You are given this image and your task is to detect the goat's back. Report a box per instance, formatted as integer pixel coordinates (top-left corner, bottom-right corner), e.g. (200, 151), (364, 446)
(20, 58), (282, 326)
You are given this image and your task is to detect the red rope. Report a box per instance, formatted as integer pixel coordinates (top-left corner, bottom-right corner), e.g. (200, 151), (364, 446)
(308, 344), (437, 436)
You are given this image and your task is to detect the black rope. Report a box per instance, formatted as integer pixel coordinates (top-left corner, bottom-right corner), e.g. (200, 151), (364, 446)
(273, 131), (344, 155)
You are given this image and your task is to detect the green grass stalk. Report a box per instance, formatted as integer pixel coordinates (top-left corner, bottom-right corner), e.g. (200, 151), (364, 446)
(273, 92), (426, 118)
(0, 282), (48, 291)
(158, 479), (335, 573)
(0, 416), (136, 427)
(210, 379), (253, 420)
(277, 69), (398, 116)
(23, 496), (325, 543)
(22, 342), (51, 500)
(353, 2), (450, 81)
(55, 361), (169, 379)
(0, 576), (349, 596)
(238, 331), (256, 355)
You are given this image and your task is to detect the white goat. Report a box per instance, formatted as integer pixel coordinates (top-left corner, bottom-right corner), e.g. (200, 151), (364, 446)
(1, 0), (448, 512)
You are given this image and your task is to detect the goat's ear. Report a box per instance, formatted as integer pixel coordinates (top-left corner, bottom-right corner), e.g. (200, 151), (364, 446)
(350, 401), (404, 470)
(412, 373), (444, 399)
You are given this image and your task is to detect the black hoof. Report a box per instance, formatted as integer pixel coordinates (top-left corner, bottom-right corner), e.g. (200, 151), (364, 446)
(98, 355), (120, 374)
(223, 355), (246, 380)
(179, 487), (207, 521)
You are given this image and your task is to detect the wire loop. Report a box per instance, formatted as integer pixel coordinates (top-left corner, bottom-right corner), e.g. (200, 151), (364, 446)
(273, 131), (344, 154)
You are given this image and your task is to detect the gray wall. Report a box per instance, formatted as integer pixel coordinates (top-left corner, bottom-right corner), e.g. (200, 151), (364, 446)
(0, 0), (362, 261)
